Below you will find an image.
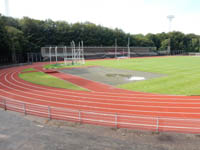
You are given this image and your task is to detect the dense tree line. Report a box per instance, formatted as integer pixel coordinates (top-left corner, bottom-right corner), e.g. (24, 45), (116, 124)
(0, 14), (200, 63)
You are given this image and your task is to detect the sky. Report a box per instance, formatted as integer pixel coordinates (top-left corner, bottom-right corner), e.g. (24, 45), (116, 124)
(0, 0), (200, 35)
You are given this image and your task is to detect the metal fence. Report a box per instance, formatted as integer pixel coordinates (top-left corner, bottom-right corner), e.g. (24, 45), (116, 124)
(1, 98), (200, 134)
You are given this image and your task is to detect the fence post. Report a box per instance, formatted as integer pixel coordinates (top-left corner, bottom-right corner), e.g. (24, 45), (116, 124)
(48, 106), (51, 120)
(3, 99), (7, 111)
(115, 113), (118, 128)
(79, 110), (81, 123)
(156, 117), (159, 133)
(23, 103), (26, 115)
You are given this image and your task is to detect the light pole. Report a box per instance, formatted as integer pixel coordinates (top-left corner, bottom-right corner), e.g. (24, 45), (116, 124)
(128, 37), (130, 58)
(199, 38), (200, 52)
(167, 15), (175, 54)
(4, 0), (10, 16)
(167, 15), (175, 32)
(115, 38), (117, 58)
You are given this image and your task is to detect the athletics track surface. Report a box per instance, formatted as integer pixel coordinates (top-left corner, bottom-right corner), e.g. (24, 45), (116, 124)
(1, 60), (200, 134)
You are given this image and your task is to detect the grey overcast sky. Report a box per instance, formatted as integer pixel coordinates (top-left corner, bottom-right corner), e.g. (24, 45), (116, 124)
(0, 0), (200, 35)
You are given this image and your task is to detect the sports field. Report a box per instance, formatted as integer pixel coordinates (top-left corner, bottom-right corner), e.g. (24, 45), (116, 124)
(43, 56), (200, 96)
(2, 56), (200, 134)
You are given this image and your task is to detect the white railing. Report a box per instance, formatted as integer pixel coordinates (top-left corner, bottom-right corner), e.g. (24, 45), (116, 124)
(1, 98), (200, 134)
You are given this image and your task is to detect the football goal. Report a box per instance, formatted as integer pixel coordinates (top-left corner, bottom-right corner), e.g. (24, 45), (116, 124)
(41, 41), (85, 65)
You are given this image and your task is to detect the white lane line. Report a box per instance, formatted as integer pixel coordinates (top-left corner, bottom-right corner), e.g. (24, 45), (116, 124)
(1, 89), (200, 116)
(1, 69), (200, 116)
(4, 72), (200, 109)
(1, 81), (200, 115)
(10, 72), (200, 104)
(3, 69), (200, 105)
(13, 72), (200, 101)
(14, 67), (187, 97)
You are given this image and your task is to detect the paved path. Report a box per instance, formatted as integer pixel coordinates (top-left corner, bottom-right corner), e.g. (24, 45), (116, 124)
(1, 110), (200, 150)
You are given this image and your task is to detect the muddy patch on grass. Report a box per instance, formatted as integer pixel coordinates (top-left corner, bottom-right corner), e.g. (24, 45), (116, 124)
(60, 66), (165, 86)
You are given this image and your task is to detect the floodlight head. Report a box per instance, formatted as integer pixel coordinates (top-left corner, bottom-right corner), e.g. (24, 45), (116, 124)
(4, 0), (10, 16)
(167, 15), (175, 32)
(167, 15), (175, 22)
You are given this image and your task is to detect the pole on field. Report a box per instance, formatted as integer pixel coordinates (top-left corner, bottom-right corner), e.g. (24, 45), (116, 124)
(167, 15), (175, 55)
(71, 41), (73, 64)
(65, 46), (67, 59)
(115, 38), (117, 58)
(79, 42), (81, 63)
(72, 41), (75, 65)
(81, 41), (85, 64)
(55, 46), (58, 63)
(156, 117), (159, 133)
(63, 46), (65, 60)
(49, 46), (52, 63)
(199, 38), (200, 52)
(128, 37), (130, 58)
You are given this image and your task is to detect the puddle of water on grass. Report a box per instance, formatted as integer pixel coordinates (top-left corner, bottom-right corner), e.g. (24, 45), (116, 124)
(106, 73), (145, 81)
(128, 76), (145, 81)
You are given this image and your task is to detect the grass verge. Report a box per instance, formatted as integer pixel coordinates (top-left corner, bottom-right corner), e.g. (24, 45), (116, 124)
(21, 68), (35, 72)
(19, 72), (87, 91)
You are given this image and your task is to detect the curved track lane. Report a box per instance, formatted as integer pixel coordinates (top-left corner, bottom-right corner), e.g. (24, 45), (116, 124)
(1, 62), (200, 133)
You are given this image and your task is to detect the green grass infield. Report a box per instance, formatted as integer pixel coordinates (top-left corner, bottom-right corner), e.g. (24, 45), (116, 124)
(44, 56), (200, 95)
(19, 71), (87, 91)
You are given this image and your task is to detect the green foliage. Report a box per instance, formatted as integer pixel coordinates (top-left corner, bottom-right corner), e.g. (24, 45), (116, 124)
(0, 14), (200, 63)
(5, 26), (27, 63)
(6, 26), (25, 51)
(0, 15), (10, 57)
(191, 38), (200, 52)
(159, 39), (170, 50)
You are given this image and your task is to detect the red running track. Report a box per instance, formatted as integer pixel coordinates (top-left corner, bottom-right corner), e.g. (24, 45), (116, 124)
(1, 61), (200, 133)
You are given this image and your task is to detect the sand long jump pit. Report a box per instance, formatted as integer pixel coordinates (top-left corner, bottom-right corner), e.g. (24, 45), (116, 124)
(59, 66), (165, 86)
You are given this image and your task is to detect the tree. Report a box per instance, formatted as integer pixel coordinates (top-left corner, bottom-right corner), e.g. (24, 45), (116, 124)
(146, 33), (161, 49)
(0, 15), (10, 59)
(5, 26), (26, 63)
(159, 39), (170, 50)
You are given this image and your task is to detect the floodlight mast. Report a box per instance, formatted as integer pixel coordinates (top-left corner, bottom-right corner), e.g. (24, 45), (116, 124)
(167, 15), (175, 55)
(4, 0), (10, 16)
(115, 39), (117, 58)
(128, 37), (130, 58)
(167, 15), (175, 32)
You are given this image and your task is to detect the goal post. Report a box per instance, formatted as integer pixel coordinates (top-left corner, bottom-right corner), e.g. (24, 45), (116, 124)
(41, 40), (85, 65)
(114, 37), (131, 59)
(70, 41), (85, 65)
